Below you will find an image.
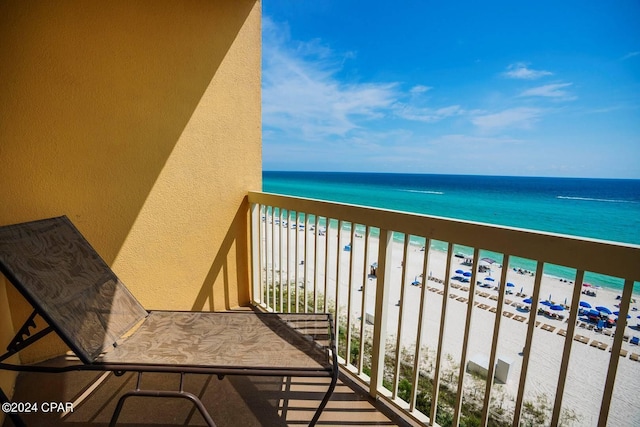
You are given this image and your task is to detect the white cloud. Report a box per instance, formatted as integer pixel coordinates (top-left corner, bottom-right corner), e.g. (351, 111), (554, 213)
(410, 85), (432, 94)
(262, 17), (399, 140)
(432, 134), (523, 146)
(471, 107), (542, 131)
(503, 62), (553, 80)
(394, 104), (464, 122)
(519, 83), (575, 100)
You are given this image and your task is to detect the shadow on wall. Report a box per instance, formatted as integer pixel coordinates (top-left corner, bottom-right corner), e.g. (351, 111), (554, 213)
(192, 197), (252, 311)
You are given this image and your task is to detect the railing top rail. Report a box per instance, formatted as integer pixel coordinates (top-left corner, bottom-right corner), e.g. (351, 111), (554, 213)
(248, 191), (640, 282)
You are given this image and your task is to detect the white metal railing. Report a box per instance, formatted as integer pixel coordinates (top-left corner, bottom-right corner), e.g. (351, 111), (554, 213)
(248, 191), (640, 427)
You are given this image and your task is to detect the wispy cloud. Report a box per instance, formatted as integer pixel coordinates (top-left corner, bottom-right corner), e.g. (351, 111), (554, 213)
(519, 83), (575, 100)
(503, 62), (553, 80)
(621, 51), (640, 60)
(471, 107), (543, 131)
(410, 85), (432, 94)
(263, 18), (399, 141)
(432, 134), (523, 146)
(394, 104), (464, 122)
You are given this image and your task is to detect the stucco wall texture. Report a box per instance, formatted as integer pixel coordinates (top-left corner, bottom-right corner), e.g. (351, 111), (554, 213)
(0, 0), (262, 403)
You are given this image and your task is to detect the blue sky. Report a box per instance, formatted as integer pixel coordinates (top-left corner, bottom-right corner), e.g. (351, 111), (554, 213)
(262, 1), (640, 178)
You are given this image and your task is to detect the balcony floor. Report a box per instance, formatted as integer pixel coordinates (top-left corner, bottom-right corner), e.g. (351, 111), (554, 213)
(3, 359), (405, 426)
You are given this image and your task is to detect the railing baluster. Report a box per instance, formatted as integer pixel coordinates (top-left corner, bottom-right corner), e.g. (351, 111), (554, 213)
(345, 223), (357, 367)
(370, 228), (393, 398)
(286, 210), (292, 313)
(303, 212), (309, 313)
(278, 208), (284, 313)
(358, 226), (371, 375)
(250, 203), (261, 306)
(314, 214), (320, 312)
(323, 217), (330, 313)
(392, 234), (411, 399)
(599, 278), (635, 427)
(481, 252), (511, 426)
(549, 269), (584, 426)
(270, 207), (276, 311)
(334, 220), (344, 355)
(430, 242), (453, 425)
(512, 261), (545, 426)
(294, 211), (300, 313)
(409, 238), (430, 412)
(452, 247), (480, 426)
(264, 206), (270, 309)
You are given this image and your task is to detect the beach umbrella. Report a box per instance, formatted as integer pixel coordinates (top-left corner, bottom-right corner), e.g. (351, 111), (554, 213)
(579, 301), (592, 308)
(596, 306), (612, 315)
(541, 300), (552, 306)
(506, 283), (515, 287)
(613, 311), (631, 318)
(550, 304), (564, 311)
(485, 277), (495, 282)
(523, 298), (533, 304)
(455, 269), (464, 274)
(463, 271), (472, 277)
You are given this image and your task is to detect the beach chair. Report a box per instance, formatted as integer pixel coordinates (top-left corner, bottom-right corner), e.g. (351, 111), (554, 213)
(0, 216), (338, 426)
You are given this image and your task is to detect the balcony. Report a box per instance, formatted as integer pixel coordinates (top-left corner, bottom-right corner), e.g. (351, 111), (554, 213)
(248, 191), (640, 427)
(3, 191), (639, 427)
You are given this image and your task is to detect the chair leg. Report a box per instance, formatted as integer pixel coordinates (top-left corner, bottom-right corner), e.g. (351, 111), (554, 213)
(109, 389), (217, 427)
(308, 369), (339, 427)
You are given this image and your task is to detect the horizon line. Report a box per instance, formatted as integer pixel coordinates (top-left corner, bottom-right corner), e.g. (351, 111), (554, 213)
(262, 170), (640, 181)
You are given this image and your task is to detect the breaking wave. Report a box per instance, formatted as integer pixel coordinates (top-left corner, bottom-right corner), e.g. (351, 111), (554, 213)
(556, 196), (635, 204)
(401, 189), (444, 195)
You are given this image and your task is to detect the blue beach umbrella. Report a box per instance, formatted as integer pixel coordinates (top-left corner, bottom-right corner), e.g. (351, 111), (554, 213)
(506, 283), (515, 287)
(523, 298), (533, 304)
(579, 301), (591, 308)
(550, 304), (564, 311)
(455, 269), (465, 275)
(613, 311), (631, 318)
(596, 306), (612, 315)
(485, 277), (495, 282)
(541, 300), (552, 306)
(463, 271), (472, 277)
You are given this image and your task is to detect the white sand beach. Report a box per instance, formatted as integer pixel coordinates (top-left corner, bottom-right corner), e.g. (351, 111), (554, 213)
(262, 220), (640, 426)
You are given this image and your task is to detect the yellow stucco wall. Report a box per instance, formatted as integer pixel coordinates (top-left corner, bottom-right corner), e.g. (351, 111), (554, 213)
(0, 0), (261, 406)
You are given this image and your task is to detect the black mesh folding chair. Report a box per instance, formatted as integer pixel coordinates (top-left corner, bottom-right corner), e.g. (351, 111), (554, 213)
(0, 216), (337, 426)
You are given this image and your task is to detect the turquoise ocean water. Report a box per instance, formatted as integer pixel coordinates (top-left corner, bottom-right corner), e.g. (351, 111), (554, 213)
(263, 171), (640, 293)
